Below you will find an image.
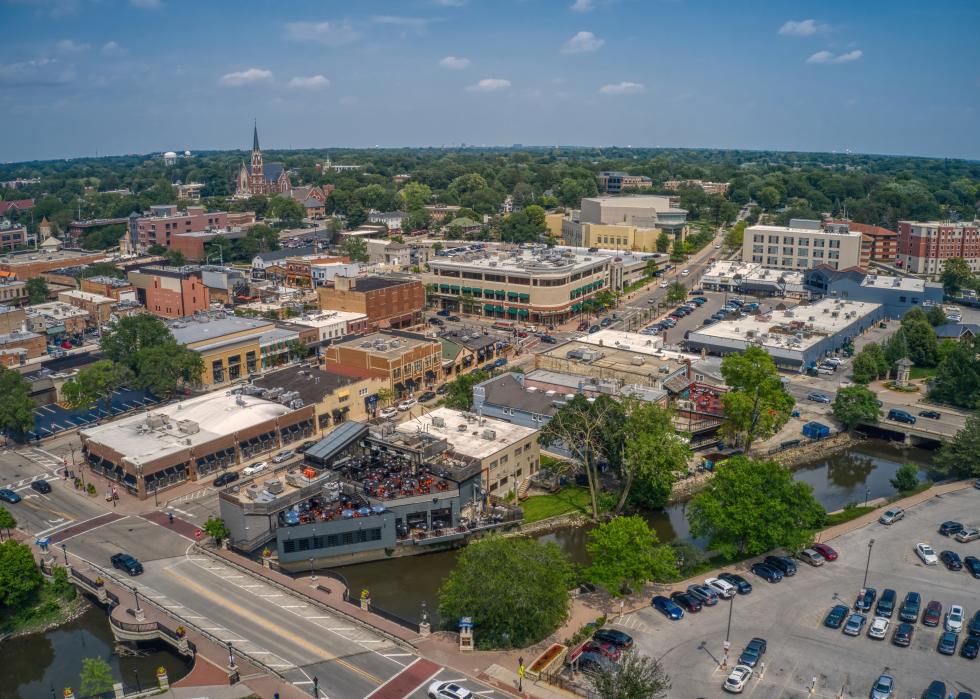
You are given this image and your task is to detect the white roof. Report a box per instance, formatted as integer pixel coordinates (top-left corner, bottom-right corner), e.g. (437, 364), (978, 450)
(575, 329), (664, 355)
(59, 289), (115, 304)
(397, 407), (537, 460)
(289, 311), (367, 328)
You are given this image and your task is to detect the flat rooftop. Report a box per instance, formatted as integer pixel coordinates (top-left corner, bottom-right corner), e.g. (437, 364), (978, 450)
(575, 329), (665, 356)
(747, 223), (862, 238)
(430, 246), (608, 275)
(345, 276), (413, 292)
(332, 331), (436, 358)
(169, 314), (272, 346)
(397, 407), (537, 460)
(1, 249), (103, 264)
(27, 301), (89, 318)
(59, 290), (116, 304)
(581, 195), (673, 208)
(83, 275), (131, 287)
(702, 261), (806, 286)
(80, 390), (294, 466)
(540, 339), (691, 377)
(252, 364), (365, 406)
(860, 273), (938, 292)
(289, 311), (368, 328)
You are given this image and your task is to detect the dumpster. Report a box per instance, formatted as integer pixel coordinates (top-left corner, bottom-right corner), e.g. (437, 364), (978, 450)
(802, 421), (830, 440)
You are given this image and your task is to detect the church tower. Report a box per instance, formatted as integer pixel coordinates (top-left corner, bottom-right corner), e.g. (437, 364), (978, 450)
(250, 120), (264, 190)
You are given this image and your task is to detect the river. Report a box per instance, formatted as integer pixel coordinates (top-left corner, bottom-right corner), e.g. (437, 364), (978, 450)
(0, 606), (190, 699)
(335, 440), (937, 626)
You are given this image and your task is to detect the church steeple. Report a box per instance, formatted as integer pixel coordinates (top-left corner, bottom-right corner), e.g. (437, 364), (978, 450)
(252, 119), (260, 152)
(250, 120), (263, 182)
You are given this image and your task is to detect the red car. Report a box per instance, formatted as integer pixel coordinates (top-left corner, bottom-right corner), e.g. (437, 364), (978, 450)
(582, 640), (621, 662)
(923, 600), (942, 627)
(811, 543), (838, 561)
(61, 340), (73, 349)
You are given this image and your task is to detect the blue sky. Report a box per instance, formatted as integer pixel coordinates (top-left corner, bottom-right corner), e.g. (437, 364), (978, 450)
(1, 0), (978, 162)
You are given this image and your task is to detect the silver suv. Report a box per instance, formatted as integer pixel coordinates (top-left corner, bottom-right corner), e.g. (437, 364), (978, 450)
(879, 508), (904, 525)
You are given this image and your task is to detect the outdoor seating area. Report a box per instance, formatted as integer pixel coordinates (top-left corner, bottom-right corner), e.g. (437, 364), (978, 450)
(277, 487), (385, 527)
(340, 454), (455, 501)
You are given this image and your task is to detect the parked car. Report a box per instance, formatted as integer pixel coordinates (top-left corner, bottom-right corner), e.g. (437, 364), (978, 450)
(680, 269), (690, 276)
(870, 674), (894, 699)
(737, 638), (766, 667)
(0, 488), (21, 504)
(704, 577), (737, 598)
(899, 592), (921, 622)
(435, 309), (451, 317)
(272, 450), (294, 464)
(750, 563), (782, 583)
(493, 357), (508, 368)
(876, 589), (897, 618)
(843, 612), (867, 636)
(921, 682), (946, 699)
(539, 335), (558, 344)
(868, 616), (890, 640)
(811, 543), (838, 561)
(969, 609), (980, 638)
(30, 479), (52, 494)
(582, 640), (621, 662)
(939, 520), (964, 536)
(378, 406), (398, 419)
(669, 591), (702, 613)
(299, 440), (317, 452)
(955, 527), (980, 543)
(588, 325), (600, 333)
(764, 555), (797, 576)
(855, 587), (877, 612)
(397, 398), (418, 411)
(110, 552), (143, 576)
(575, 651), (618, 676)
(436, 384), (448, 395)
(242, 461), (268, 477)
(600, 317), (613, 327)
(718, 572), (752, 594)
(946, 604), (965, 633)
(592, 629), (633, 649)
(807, 392), (831, 403)
(428, 317), (445, 326)
(961, 635), (980, 659)
(940, 550), (963, 571)
(887, 408), (916, 424)
(891, 622), (914, 647)
(938, 631), (959, 655)
(686, 584), (720, 605)
(723, 664), (753, 693)
(965, 555), (980, 579)
(879, 508), (905, 525)
(915, 543), (939, 565)
(798, 549), (825, 567)
(651, 595), (684, 620)
(824, 604), (850, 629)
(923, 600), (942, 627)
(213, 471), (240, 487)
(918, 410), (942, 419)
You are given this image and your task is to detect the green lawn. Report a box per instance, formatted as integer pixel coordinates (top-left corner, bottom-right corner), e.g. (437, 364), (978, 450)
(908, 366), (938, 380)
(521, 487), (593, 523)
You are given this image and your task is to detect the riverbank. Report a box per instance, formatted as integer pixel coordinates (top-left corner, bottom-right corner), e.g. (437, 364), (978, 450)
(0, 580), (89, 640)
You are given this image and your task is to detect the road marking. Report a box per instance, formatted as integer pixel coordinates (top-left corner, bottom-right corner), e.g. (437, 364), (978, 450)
(258, 594), (284, 598)
(382, 653), (413, 658)
(307, 616), (331, 619)
(328, 627), (355, 631)
(281, 605), (306, 609)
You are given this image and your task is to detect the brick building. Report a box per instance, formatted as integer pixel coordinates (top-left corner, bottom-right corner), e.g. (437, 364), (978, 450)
(317, 275), (424, 330)
(825, 220), (898, 269)
(0, 249), (106, 280)
(80, 276), (137, 302)
(135, 205), (229, 252)
(169, 229), (248, 262)
(321, 331), (442, 398)
(58, 290), (117, 325)
(897, 220), (980, 275)
(0, 304), (25, 334)
(128, 266), (210, 319)
(235, 123), (291, 198)
(0, 330), (45, 366)
(0, 278), (27, 306)
(0, 224), (30, 251)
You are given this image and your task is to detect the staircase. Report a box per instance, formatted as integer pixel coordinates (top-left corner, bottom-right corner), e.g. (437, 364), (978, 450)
(517, 478), (531, 501)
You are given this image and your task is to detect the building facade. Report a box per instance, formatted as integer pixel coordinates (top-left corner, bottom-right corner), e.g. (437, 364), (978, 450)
(128, 265), (211, 319)
(317, 275), (424, 330)
(744, 220), (863, 272)
(0, 279), (27, 306)
(0, 224), (30, 251)
(235, 124), (291, 198)
(897, 220), (980, 275)
(562, 195), (688, 252)
(135, 205), (229, 252)
(825, 220), (898, 268)
(321, 331), (443, 398)
(597, 172), (653, 193)
(803, 266), (944, 318)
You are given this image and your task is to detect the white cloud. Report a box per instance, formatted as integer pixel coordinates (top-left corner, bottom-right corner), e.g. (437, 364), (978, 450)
(806, 49), (863, 64)
(439, 56), (470, 70)
(101, 41), (125, 55)
(778, 19), (828, 36)
(129, 0), (161, 8)
(562, 31), (604, 54)
(466, 78), (511, 92)
(287, 74), (330, 90)
(371, 15), (429, 28)
(11, 0), (81, 19)
(570, 0), (594, 11)
(599, 81), (644, 95)
(0, 57), (74, 86)
(219, 68), (273, 87)
(284, 21), (360, 46)
(56, 39), (89, 53)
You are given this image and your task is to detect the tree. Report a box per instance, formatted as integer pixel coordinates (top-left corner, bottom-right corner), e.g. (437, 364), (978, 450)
(0, 539), (43, 608)
(399, 182), (432, 210)
(665, 283), (687, 304)
(940, 257), (974, 294)
(933, 413), (980, 478)
(163, 249), (186, 267)
(100, 315), (174, 369)
(889, 463), (921, 494)
(756, 186), (781, 210)
(832, 385), (880, 430)
(340, 236), (369, 262)
(883, 327), (909, 367)
(0, 507), (15, 541)
(202, 516), (230, 545)
(345, 203), (368, 229)
(720, 347), (795, 450)
(616, 402), (690, 511)
(900, 316), (938, 367)
(438, 536), (574, 649)
(77, 262), (126, 280)
(375, 387), (394, 409)
(442, 370), (489, 411)
(687, 456), (826, 558)
(132, 343), (203, 396)
(588, 649), (670, 699)
(541, 395), (626, 522)
(926, 305), (948, 327)
(269, 195), (305, 227)
(79, 657), (115, 697)
(63, 360), (133, 414)
(851, 343), (890, 384)
(403, 208), (431, 232)
(655, 232), (670, 253)
(929, 335), (980, 408)
(585, 516), (677, 595)
(26, 277), (48, 304)
(0, 366), (35, 437)
(724, 220), (746, 250)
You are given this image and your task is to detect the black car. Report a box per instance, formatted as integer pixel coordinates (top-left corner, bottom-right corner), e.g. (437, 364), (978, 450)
(592, 629), (633, 649)
(589, 325), (600, 333)
(876, 588), (897, 618)
(213, 471), (240, 487)
(737, 637), (767, 667)
(428, 317), (445, 326)
(855, 587), (877, 612)
(110, 552), (143, 576)
(968, 609), (980, 638)
(300, 440), (317, 451)
(718, 572), (752, 594)
(436, 384), (448, 395)
(764, 555), (797, 576)
(539, 335), (558, 344)
(940, 550), (963, 571)
(30, 479), (52, 494)
(966, 556), (980, 579)
(939, 520), (964, 536)
(750, 562), (782, 583)
(918, 410), (942, 419)
(962, 636), (980, 659)
(669, 591), (702, 613)
(899, 591), (921, 622)
(418, 391), (437, 402)
(824, 604), (850, 629)
(446, 316), (461, 322)
(922, 682), (946, 699)
(891, 622), (914, 647)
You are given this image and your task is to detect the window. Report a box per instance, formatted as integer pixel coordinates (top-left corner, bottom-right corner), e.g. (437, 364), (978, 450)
(753, 234), (764, 243)
(782, 236), (795, 245)
(524, 442), (531, 452)
(358, 387), (369, 396)
(500, 454), (508, 465)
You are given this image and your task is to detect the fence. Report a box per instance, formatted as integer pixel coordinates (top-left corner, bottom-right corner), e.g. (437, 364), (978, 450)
(319, 567), (422, 634)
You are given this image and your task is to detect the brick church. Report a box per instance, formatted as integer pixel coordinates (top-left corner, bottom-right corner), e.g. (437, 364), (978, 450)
(235, 122), (291, 198)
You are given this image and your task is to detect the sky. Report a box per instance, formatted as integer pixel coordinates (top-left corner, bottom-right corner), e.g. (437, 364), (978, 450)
(1, 0), (978, 162)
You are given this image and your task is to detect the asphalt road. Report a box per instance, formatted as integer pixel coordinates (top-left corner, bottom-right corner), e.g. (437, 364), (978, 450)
(614, 486), (980, 699)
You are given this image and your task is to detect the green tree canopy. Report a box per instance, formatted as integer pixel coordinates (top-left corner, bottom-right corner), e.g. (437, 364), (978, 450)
(132, 343), (203, 397)
(889, 463), (921, 494)
(79, 657), (115, 697)
(585, 516), (678, 595)
(851, 342), (890, 384)
(655, 232), (670, 253)
(940, 257), (974, 294)
(399, 182), (432, 210)
(203, 517), (230, 544)
(26, 277), (49, 304)
(340, 236), (369, 262)
(0, 539), (43, 608)
(665, 283), (687, 303)
(588, 649), (670, 699)
(0, 366), (35, 437)
(616, 402), (690, 511)
(0, 507), (16, 540)
(832, 385), (880, 430)
(933, 413), (980, 478)
(438, 536), (574, 649)
(926, 305), (948, 327)
(63, 360), (133, 413)
(441, 370), (489, 411)
(720, 346), (795, 450)
(100, 315), (174, 368)
(687, 455), (825, 557)
(929, 335), (980, 408)
(76, 262), (126, 280)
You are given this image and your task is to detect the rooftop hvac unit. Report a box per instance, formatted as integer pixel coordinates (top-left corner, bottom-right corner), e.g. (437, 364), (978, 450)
(389, 340), (401, 348)
(545, 390), (556, 396)
(289, 399), (304, 409)
(244, 484), (262, 500)
(431, 415), (445, 428)
(526, 386), (538, 392)
(631, 356), (644, 366)
(831, 312), (840, 318)
(482, 429), (497, 441)
(659, 365), (671, 374)
(263, 479), (284, 494)
(376, 343), (388, 351)
(457, 423), (467, 432)
(146, 413), (167, 428)
(177, 419), (199, 435)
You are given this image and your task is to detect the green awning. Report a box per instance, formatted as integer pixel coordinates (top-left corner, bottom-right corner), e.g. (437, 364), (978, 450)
(484, 303), (495, 312)
(518, 293), (530, 301)
(461, 287), (471, 294)
(439, 284), (450, 291)
(518, 309), (529, 317)
(495, 290), (506, 298)
(484, 288), (496, 296)
(507, 307), (518, 316)
(571, 303), (582, 312)
(495, 305), (505, 312)
(507, 291), (519, 299)
(449, 285), (460, 293)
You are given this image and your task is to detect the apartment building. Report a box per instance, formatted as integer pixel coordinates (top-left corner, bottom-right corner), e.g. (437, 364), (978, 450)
(424, 247), (611, 325)
(316, 275), (424, 330)
(135, 205), (229, 251)
(663, 180), (731, 196)
(825, 220), (898, 268)
(321, 331), (442, 398)
(743, 219), (862, 271)
(596, 171), (653, 194)
(897, 220), (980, 275)
(0, 224), (30, 251)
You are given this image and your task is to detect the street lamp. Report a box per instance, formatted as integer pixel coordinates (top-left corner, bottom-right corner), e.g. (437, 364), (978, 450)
(309, 556), (316, 583)
(132, 585), (141, 612)
(61, 543), (68, 566)
(863, 539), (875, 589)
(227, 641), (236, 668)
(723, 593), (735, 668)
(132, 669), (141, 693)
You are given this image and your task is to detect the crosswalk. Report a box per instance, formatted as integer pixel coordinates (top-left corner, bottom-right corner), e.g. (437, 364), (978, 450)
(2, 447), (63, 492)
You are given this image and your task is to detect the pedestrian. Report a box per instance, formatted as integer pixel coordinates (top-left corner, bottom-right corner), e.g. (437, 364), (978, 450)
(168, 511), (174, 524)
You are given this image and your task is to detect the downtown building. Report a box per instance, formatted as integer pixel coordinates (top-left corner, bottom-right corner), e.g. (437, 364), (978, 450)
(897, 220), (980, 275)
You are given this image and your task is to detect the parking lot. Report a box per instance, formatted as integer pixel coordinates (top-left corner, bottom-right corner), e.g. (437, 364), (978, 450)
(609, 486), (979, 698)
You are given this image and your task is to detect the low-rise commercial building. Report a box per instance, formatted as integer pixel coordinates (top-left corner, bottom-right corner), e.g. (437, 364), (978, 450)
(597, 171), (653, 193)
(251, 246), (315, 280)
(663, 180), (730, 196)
(473, 372), (560, 430)
(57, 290), (116, 325)
(135, 205), (229, 252)
(685, 298), (884, 370)
(0, 278), (27, 306)
(285, 310), (370, 349)
(0, 249), (107, 280)
(0, 329), (44, 365)
(26, 301), (90, 337)
(0, 224), (30, 251)
(562, 195), (688, 253)
(897, 220), (980, 275)
(321, 331), (442, 398)
(744, 219), (863, 271)
(128, 265), (210, 319)
(317, 275), (424, 330)
(803, 266), (944, 318)
(79, 276), (136, 303)
(0, 304), (25, 334)
(169, 229), (248, 262)
(699, 261), (809, 298)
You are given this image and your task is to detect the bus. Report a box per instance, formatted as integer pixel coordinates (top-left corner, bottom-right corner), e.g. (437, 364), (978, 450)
(491, 320), (516, 331)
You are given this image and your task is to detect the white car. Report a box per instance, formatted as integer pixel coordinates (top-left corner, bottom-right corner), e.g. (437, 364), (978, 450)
(398, 398), (418, 411)
(704, 577), (737, 599)
(723, 665), (753, 693)
(868, 616), (890, 640)
(715, 243), (721, 249)
(681, 269), (690, 276)
(945, 604), (964, 633)
(427, 681), (473, 699)
(915, 542), (939, 565)
(242, 461), (268, 477)
(659, 281), (668, 288)
(378, 406), (398, 420)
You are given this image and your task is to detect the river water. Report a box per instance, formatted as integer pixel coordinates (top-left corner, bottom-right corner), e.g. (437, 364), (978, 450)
(0, 606), (190, 699)
(336, 440), (937, 626)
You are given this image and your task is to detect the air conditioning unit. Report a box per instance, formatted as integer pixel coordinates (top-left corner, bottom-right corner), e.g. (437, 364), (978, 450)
(482, 429), (497, 440)
(431, 415), (445, 427)
(631, 356), (644, 366)
(264, 479), (284, 494)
